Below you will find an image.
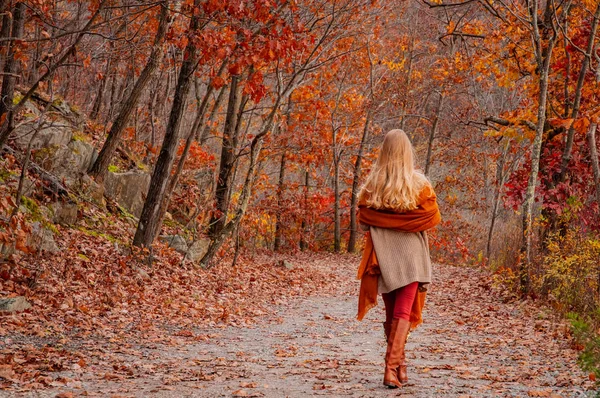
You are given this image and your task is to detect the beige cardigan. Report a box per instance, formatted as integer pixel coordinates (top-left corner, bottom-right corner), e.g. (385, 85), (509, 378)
(368, 226), (432, 294)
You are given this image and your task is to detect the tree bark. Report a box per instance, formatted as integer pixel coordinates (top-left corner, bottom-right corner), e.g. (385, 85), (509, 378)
(104, 63), (119, 125)
(133, 5), (200, 248)
(486, 140), (510, 259)
(333, 134), (341, 253)
(200, 82), (287, 267)
(274, 152), (286, 251)
(90, 57), (111, 121)
(89, 2), (169, 180)
(147, 69), (165, 149)
(199, 84), (227, 144)
(425, 91), (444, 176)
(0, 0), (12, 72)
(347, 113), (371, 253)
(149, 63), (227, 243)
(300, 169), (309, 251)
(557, 2), (600, 182)
(28, 25), (42, 86)
(273, 99), (293, 252)
(209, 74), (242, 239)
(0, 2), (26, 146)
(587, 123), (600, 207)
(200, 115), (275, 267)
(520, 0), (558, 291)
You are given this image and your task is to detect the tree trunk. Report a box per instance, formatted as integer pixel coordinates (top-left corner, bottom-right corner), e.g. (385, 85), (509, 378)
(333, 149), (341, 253)
(199, 85), (227, 144)
(89, 2), (169, 180)
(399, 37), (414, 131)
(147, 69), (165, 149)
(198, 10), (306, 263)
(590, 122), (600, 298)
(486, 140), (510, 259)
(557, 3), (600, 182)
(200, 86), (286, 267)
(0, 0), (12, 71)
(29, 24), (42, 85)
(274, 153), (286, 252)
(133, 5), (200, 248)
(0, 2), (26, 147)
(587, 123), (600, 207)
(104, 64), (119, 125)
(347, 113), (371, 253)
(483, 154), (490, 208)
(149, 64), (226, 244)
(300, 169), (309, 251)
(425, 91), (444, 176)
(90, 57), (112, 121)
(209, 75), (242, 239)
(200, 116), (274, 267)
(520, 0), (557, 292)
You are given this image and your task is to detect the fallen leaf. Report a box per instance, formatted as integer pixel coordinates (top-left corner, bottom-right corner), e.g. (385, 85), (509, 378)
(240, 382), (257, 388)
(528, 390), (551, 397)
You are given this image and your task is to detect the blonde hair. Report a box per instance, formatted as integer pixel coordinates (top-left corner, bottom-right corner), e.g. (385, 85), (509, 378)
(358, 129), (429, 211)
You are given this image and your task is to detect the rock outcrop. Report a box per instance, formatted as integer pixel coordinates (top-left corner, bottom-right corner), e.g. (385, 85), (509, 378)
(50, 201), (78, 225)
(34, 139), (97, 184)
(13, 97), (151, 219)
(104, 171), (151, 217)
(29, 222), (59, 253)
(160, 235), (210, 263)
(0, 296), (31, 313)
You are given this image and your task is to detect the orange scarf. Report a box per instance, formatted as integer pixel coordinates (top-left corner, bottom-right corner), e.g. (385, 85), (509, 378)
(356, 185), (441, 329)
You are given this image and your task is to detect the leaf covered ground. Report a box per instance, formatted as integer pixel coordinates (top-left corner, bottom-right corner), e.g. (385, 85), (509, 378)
(1, 250), (597, 397)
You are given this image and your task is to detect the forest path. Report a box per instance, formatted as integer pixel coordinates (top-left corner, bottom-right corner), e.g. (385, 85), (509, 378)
(12, 260), (595, 397)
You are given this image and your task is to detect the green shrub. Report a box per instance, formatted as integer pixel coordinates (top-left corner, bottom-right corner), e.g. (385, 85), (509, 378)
(569, 312), (600, 388)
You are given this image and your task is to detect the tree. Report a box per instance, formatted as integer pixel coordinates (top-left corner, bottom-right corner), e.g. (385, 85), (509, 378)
(133, 2), (201, 247)
(89, 2), (170, 181)
(0, 1), (105, 150)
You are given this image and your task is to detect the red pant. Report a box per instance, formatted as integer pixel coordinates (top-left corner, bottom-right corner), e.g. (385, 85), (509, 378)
(382, 282), (418, 321)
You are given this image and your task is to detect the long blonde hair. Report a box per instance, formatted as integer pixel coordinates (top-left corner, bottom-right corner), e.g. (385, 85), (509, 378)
(358, 129), (428, 211)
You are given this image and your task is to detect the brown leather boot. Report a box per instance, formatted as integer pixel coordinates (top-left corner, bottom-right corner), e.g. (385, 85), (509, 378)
(383, 318), (410, 388)
(398, 364), (408, 384)
(398, 327), (410, 383)
(398, 342), (408, 383)
(382, 321), (391, 343)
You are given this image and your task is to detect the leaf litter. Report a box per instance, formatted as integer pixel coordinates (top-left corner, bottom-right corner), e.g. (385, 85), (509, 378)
(0, 243), (597, 396)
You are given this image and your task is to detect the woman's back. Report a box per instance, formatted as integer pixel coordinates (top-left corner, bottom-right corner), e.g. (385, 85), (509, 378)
(369, 227), (431, 294)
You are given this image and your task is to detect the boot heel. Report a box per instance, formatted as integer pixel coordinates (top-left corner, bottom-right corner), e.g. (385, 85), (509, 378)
(399, 364), (408, 384)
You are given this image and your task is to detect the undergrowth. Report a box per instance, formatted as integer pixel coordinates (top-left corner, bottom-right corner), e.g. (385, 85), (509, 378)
(492, 218), (600, 388)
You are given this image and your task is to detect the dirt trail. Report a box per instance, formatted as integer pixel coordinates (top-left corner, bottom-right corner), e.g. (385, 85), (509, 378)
(8, 260), (596, 397)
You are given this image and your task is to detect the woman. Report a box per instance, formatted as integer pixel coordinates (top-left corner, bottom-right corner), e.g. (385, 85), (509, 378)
(356, 129), (441, 389)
